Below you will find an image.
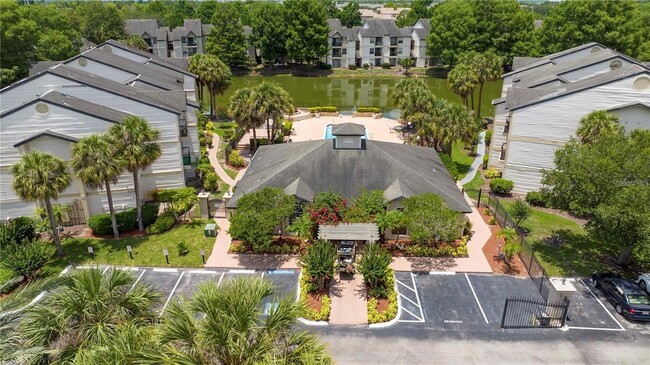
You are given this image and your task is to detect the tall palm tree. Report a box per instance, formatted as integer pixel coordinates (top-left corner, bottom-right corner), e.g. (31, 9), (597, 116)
(230, 87), (262, 150)
(11, 151), (71, 257)
(197, 54), (232, 119)
(188, 53), (206, 102)
(108, 116), (162, 231)
(252, 82), (295, 144)
(71, 134), (125, 239)
(156, 277), (333, 364)
(576, 110), (623, 144)
(473, 50), (502, 118)
(439, 103), (474, 156)
(391, 78), (428, 107)
(13, 268), (159, 364)
(448, 63), (478, 110)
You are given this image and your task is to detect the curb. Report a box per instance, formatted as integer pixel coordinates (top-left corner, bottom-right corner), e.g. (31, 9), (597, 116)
(368, 276), (400, 329)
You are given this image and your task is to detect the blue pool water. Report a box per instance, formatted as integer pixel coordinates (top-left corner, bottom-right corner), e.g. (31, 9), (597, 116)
(324, 124), (368, 139)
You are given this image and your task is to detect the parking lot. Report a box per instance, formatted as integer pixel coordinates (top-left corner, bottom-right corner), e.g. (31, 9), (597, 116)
(393, 272), (647, 333)
(72, 265), (300, 315)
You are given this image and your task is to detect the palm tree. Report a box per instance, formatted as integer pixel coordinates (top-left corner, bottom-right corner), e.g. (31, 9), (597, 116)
(11, 151), (71, 257)
(14, 268), (159, 364)
(156, 277), (333, 364)
(439, 103), (475, 156)
(576, 110), (623, 144)
(251, 82), (295, 143)
(188, 53), (206, 102)
(474, 50), (502, 118)
(230, 87), (261, 150)
(196, 54), (232, 119)
(71, 134), (125, 238)
(108, 116), (162, 231)
(391, 78), (428, 108)
(448, 63), (478, 110)
(376, 210), (404, 242)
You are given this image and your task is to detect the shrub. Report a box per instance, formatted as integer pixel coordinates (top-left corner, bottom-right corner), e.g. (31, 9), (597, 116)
(348, 64), (357, 70)
(363, 63), (370, 69)
(367, 271), (398, 324)
(0, 216), (37, 248)
(214, 105), (230, 121)
(176, 241), (189, 256)
(158, 188), (198, 217)
(484, 169), (501, 179)
(141, 203), (160, 227)
(229, 150), (245, 168)
(0, 276), (24, 294)
(87, 214), (113, 235)
(358, 243), (392, 297)
(319, 62), (332, 70)
(525, 191), (547, 207)
(299, 240), (336, 291)
(222, 129), (234, 142)
(0, 242), (54, 280)
(510, 198), (533, 226)
(482, 154), (489, 169)
(299, 271), (331, 321)
(308, 106), (338, 113)
(146, 211), (176, 234)
(356, 107), (381, 113)
(115, 209), (137, 233)
(485, 130), (492, 145)
(381, 62), (392, 69)
(203, 172), (220, 192)
(490, 178), (514, 195)
(504, 240), (522, 264)
(438, 153), (459, 181)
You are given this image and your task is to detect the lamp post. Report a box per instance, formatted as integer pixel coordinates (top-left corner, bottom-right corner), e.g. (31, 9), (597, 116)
(200, 249), (206, 264)
(163, 249), (169, 265)
(405, 121), (412, 144)
(127, 245), (133, 260)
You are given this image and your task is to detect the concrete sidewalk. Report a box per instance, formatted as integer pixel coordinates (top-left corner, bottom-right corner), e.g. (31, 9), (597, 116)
(329, 274), (368, 325)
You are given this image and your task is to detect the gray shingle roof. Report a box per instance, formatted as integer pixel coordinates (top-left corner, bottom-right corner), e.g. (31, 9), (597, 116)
(503, 42), (605, 77)
(507, 64), (650, 110)
(327, 18), (358, 39)
(283, 178), (315, 202)
(512, 57), (540, 71)
(412, 19), (429, 38)
(125, 19), (161, 37)
(228, 140), (472, 213)
(2, 90), (132, 123)
(332, 123), (365, 136)
(29, 61), (60, 76)
(359, 19), (412, 37)
(102, 40), (195, 76)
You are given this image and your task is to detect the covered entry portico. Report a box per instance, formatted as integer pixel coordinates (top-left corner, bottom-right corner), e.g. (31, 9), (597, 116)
(318, 223), (380, 274)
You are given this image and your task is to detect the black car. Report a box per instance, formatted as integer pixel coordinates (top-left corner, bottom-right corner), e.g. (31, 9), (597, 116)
(592, 272), (650, 322)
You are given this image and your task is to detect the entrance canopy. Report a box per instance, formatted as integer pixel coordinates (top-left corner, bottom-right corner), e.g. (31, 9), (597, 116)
(317, 223), (380, 242)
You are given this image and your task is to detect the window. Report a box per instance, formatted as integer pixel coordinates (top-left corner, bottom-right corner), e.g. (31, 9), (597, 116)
(398, 48), (403, 55)
(181, 36), (187, 44)
(342, 48), (347, 55)
(152, 37), (158, 45)
(182, 147), (191, 166)
(398, 39), (403, 44)
(499, 143), (506, 161)
(504, 117), (510, 133)
(370, 48), (375, 55)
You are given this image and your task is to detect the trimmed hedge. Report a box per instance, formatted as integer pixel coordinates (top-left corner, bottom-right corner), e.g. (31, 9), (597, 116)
(485, 130), (492, 145)
(309, 106), (338, 113)
(87, 203), (159, 235)
(146, 211), (176, 234)
(489, 178), (514, 195)
(348, 64), (357, 70)
(356, 107), (381, 113)
(525, 191), (547, 207)
(438, 153), (459, 181)
(381, 63), (392, 69)
(484, 169), (501, 179)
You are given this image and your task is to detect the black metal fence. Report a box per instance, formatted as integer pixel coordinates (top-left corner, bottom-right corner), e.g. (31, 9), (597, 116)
(224, 127), (246, 164)
(467, 189), (552, 301)
(501, 296), (570, 329)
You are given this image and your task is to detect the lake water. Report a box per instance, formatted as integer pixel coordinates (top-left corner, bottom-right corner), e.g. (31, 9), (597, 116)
(214, 76), (503, 118)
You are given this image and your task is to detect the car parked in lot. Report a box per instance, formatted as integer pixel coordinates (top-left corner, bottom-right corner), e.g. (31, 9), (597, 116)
(638, 273), (650, 294)
(592, 272), (650, 322)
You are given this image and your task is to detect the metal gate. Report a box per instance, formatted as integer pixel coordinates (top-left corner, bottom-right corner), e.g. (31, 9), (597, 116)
(63, 201), (86, 226)
(501, 297), (569, 329)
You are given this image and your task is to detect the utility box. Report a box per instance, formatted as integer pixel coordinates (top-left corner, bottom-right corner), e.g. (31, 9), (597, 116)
(204, 223), (217, 237)
(548, 278), (577, 303)
(198, 191), (211, 219)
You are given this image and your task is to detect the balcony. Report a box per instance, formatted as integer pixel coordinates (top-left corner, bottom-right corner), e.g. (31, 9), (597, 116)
(332, 39), (343, 47)
(389, 50), (398, 57)
(183, 155), (191, 166)
(332, 50), (342, 58)
(179, 120), (188, 137)
(390, 38), (398, 46)
(374, 41), (383, 46)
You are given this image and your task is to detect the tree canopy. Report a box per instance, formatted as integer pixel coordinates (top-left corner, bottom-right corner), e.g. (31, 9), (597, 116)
(206, 2), (249, 67)
(284, 0), (329, 63)
(250, 2), (289, 64)
(338, 1), (362, 27)
(402, 193), (464, 244)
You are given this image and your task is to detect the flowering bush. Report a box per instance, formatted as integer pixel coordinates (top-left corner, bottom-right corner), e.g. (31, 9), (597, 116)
(306, 191), (350, 225)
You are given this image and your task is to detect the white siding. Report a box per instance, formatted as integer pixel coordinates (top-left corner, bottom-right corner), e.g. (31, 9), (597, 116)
(610, 105), (650, 132)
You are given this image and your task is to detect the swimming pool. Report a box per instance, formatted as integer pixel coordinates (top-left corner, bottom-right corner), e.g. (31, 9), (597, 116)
(324, 124), (368, 139)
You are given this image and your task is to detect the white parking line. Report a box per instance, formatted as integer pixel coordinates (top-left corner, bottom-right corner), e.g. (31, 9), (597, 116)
(129, 269), (146, 293)
(429, 271), (456, 275)
(465, 274), (489, 324)
(217, 272), (225, 287)
(396, 273), (425, 323)
(160, 271), (185, 315)
(567, 326), (626, 332)
(410, 273), (425, 321)
(579, 279), (626, 331)
(153, 268), (178, 273)
(229, 269), (255, 274)
(401, 307), (423, 321)
(101, 266), (110, 275)
(189, 270), (219, 274)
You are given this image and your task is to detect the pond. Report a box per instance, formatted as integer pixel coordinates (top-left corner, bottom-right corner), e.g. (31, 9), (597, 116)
(212, 76), (503, 118)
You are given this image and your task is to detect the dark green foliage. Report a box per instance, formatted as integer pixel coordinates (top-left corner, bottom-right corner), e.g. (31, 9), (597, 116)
(88, 214), (114, 236)
(355, 107), (381, 113)
(489, 178), (514, 195)
(285, 0), (329, 62)
(396, 0), (431, 27)
(203, 172), (219, 192)
(381, 63), (392, 69)
(146, 212), (176, 234)
(525, 191), (547, 207)
(308, 106), (338, 113)
(338, 1), (362, 27)
(510, 198), (532, 226)
(353, 189), (387, 218)
(402, 193), (464, 244)
(176, 241), (189, 256)
(358, 243), (392, 298)
(206, 2), (249, 67)
(0, 242), (54, 280)
(482, 154), (489, 169)
(157, 188), (198, 217)
(116, 209), (137, 233)
(485, 130), (492, 145)
(88, 206), (158, 236)
(0, 216), (37, 249)
(348, 64), (357, 70)
(141, 203), (160, 227)
(299, 240), (336, 291)
(164, 0), (195, 28)
(438, 153), (460, 181)
(250, 2), (288, 63)
(229, 188), (295, 252)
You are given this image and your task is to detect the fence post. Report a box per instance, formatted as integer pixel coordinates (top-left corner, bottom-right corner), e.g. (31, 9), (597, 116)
(477, 189), (482, 207)
(561, 299), (570, 327)
(501, 298), (510, 328)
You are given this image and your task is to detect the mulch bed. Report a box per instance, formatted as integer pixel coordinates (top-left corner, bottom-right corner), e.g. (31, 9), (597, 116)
(375, 297), (389, 313)
(380, 239), (466, 257)
(306, 287), (329, 312)
(478, 207), (527, 276)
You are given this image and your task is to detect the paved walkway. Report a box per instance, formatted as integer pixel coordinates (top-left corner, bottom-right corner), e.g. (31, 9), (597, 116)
(207, 133), (235, 187)
(329, 274), (368, 325)
(458, 131), (486, 186)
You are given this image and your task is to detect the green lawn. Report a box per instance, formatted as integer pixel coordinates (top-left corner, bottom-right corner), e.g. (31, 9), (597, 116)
(463, 170), (485, 200)
(500, 201), (616, 277)
(452, 142), (474, 178)
(224, 168), (238, 180)
(0, 267), (14, 284)
(46, 221), (215, 272)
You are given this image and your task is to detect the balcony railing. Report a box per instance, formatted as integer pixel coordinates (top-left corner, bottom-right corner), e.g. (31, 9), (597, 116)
(179, 120), (188, 137)
(374, 41), (383, 46)
(332, 39), (343, 47)
(182, 155), (191, 166)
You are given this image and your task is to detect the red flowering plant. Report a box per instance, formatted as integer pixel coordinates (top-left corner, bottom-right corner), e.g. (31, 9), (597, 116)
(307, 191), (350, 225)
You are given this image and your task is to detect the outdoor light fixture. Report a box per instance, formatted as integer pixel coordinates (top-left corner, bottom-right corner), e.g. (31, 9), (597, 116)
(163, 249), (169, 264)
(87, 246), (94, 260)
(127, 245), (133, 259)
(200, 249), (206, 264)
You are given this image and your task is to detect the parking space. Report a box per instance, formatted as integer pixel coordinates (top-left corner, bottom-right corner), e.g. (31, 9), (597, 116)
(394, 272), (424, 323)
(467, 274), (541, 324)
(412, 273), (487, 327)
(565, 279), (625, 331)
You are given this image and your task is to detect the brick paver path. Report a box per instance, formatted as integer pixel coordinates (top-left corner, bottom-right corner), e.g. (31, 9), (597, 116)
(329, 274), (368, 325)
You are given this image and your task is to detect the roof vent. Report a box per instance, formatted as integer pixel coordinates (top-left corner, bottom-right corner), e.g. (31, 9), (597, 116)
(35, 103), (49, 115)
(103, 45), (112, 53)
(633, 76), (650, 91)
(78, 58), (87, 67)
